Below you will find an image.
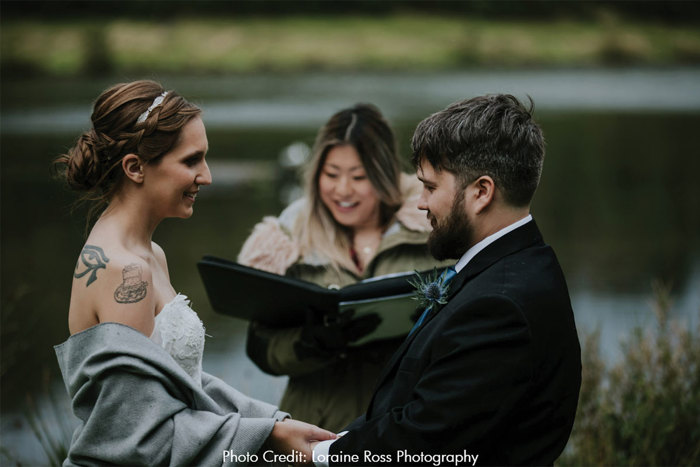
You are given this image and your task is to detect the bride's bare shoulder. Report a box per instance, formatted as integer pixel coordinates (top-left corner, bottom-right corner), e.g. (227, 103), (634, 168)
(69, 242), (155, 336)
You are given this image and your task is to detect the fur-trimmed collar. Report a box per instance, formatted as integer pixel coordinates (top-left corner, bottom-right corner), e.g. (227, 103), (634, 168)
(237, 173), (431, 274)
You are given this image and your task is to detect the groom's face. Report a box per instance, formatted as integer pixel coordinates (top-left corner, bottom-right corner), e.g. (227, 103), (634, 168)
(417, 160), (473, 260)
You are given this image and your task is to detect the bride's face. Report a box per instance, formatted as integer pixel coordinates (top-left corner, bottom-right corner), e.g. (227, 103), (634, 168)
(318, 144), (381, 231)
(142, 116), (212, 219)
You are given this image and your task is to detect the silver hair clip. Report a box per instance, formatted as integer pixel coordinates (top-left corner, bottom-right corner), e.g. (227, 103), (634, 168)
(136, 91), (168, 124)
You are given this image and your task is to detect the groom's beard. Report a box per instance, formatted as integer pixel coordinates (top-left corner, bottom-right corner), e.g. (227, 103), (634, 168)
(427, 194), (473, 261)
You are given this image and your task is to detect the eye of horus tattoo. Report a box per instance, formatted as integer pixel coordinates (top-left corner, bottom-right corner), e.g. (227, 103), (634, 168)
(114, 263), (148, 304)
(74, 244), (109, 287)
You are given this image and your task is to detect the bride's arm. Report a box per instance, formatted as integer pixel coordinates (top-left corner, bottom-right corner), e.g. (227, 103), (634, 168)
(97, 256), (156, 335)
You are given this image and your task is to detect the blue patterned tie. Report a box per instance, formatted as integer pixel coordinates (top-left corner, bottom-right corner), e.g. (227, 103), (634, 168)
(408, 266), (457, 336)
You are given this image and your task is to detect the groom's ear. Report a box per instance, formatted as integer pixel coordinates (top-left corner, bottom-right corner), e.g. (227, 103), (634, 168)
(470, 175), (495, 214)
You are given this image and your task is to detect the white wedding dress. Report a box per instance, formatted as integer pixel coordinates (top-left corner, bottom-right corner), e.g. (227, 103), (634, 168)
(150, 294), (205, 386)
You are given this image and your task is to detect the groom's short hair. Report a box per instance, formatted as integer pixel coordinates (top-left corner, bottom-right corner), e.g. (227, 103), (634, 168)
(411, 94), (545, 207)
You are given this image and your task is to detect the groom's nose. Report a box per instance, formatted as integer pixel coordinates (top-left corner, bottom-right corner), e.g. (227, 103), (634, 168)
(417, 191), (429, 211)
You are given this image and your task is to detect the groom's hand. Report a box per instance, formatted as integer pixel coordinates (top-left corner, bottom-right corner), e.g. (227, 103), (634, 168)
(265, 419), (336, 465)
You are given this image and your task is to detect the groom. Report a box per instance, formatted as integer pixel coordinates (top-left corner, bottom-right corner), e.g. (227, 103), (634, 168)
(312, 95), (581, 466)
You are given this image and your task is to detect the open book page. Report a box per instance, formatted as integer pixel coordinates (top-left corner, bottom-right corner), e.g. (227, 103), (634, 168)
(340, 293), (418, 346)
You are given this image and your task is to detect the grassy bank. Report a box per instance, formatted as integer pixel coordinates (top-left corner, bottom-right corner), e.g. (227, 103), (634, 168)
(3, 14), (700, 77)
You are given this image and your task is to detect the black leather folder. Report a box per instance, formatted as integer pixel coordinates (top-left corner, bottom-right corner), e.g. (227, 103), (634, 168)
(197, 255), (442, 344)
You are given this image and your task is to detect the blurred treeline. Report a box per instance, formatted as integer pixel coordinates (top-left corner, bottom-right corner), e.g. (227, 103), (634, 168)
(3, 0), (700, 22)
(2, 0), (700, 78)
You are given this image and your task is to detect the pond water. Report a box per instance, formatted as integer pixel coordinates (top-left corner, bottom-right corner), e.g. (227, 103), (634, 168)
(2, 69), (699, 464)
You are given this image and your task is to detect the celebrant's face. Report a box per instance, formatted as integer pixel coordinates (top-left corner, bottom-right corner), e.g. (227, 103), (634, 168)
(417, 159), (472, 260)
(142, 116), (212, 219)
(318, 145), (381, 230)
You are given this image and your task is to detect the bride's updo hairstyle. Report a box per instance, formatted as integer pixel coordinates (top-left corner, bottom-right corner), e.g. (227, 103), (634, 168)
(55, 80), (201, 219)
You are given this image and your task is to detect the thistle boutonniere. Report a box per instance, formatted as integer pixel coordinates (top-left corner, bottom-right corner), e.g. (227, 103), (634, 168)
(408, 267), (451, 309)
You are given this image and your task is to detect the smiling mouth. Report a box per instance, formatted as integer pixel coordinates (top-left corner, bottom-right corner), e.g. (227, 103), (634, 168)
(335, 200), (359, 209)
(184, 191), (199, 202)
(427, 213), (437, 227)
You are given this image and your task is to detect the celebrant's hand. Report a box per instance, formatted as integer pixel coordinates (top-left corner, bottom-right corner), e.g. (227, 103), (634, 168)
(296, 309), (382, 358)
(266, 419), (336, 465)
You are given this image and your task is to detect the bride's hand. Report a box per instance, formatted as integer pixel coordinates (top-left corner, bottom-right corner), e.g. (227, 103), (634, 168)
(266, 419), (336, 465)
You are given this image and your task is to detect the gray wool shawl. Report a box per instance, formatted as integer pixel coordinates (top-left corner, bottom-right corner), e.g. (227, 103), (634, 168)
(55, 322), (289, 466)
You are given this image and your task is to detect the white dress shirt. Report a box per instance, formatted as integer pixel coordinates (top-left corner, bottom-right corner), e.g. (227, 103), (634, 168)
(454, 214), (532, 273)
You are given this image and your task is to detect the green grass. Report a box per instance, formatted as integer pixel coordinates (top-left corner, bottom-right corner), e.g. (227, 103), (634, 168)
(2, 14), (700, 77)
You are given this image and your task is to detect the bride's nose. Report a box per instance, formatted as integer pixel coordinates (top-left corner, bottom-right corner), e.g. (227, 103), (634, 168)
(196, 161), (212, 186)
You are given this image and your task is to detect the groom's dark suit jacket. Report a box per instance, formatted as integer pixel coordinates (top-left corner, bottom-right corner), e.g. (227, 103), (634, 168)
(329, 220), (581, 466)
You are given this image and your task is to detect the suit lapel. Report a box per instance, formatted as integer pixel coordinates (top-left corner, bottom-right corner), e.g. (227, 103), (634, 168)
(419, 220), (543, 329)
(366, 220), (544, 415)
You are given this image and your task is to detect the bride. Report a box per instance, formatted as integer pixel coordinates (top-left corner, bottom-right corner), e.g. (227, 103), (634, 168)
(54, 80), (334, 465)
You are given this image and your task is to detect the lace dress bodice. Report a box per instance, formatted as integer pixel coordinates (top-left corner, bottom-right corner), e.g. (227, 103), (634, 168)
(150, 294), (205, 386)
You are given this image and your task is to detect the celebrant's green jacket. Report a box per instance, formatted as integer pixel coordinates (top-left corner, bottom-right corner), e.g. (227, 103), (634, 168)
(238, 174), (449, 432)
